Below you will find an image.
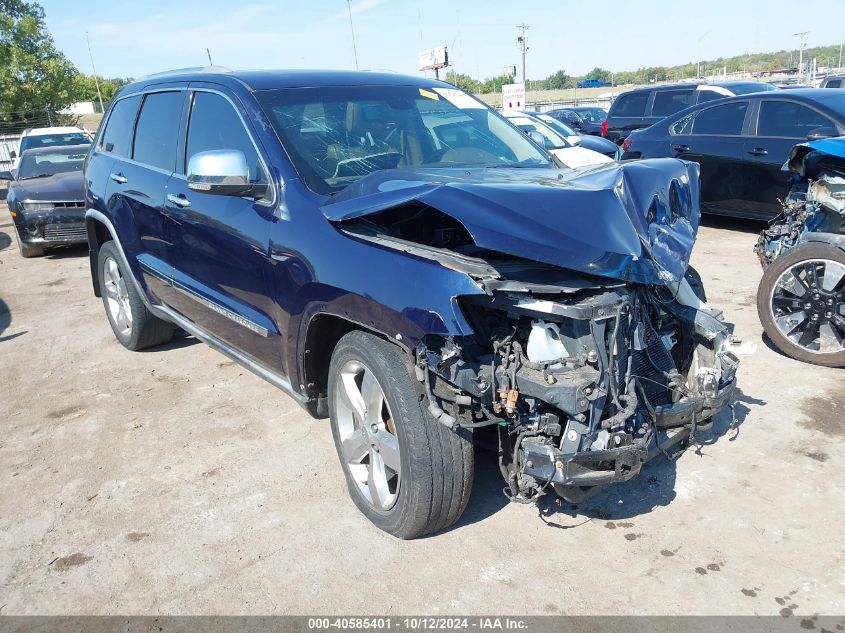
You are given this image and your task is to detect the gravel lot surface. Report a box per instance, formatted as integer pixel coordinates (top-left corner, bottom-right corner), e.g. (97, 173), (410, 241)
(0, 208), (843, 616)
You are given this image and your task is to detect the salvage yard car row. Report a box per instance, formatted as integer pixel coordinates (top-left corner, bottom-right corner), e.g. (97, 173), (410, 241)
(1, 70), (843, 540)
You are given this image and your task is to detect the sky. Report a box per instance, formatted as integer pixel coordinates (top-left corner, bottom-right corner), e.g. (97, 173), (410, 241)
(40, 0), (845, 82)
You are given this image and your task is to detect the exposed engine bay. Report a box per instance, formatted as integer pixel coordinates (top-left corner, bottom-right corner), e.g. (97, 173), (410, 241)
(324, 160), (740, 503)
(415, 274), (738, 503)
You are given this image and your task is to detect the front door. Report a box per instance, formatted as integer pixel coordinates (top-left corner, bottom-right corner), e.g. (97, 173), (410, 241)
(742, 99), (839, 217)
(164, 89), (280, 368)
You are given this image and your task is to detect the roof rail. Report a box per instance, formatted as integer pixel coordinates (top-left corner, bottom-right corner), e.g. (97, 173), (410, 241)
(136, 65), (233, 81)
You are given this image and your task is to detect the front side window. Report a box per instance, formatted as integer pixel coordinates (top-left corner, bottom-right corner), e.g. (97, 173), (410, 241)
(612, 92), (649, 117)
(256, 85), (549, 194)
(17, 148), (86, 180)
(185, 92), (266, 183)
(132, 91), (183, 171)
(691, 102), (748, 135)
(651, 89), (695, 117)
(757, 101), (833, 138)
(100, 95), (142, 157)
(826, 79), (842, 89)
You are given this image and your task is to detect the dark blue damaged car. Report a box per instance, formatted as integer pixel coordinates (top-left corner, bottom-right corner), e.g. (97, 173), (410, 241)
(84, 68), (739, 538)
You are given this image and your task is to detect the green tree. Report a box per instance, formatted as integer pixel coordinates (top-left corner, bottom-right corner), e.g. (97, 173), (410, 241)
(546, 69), (572, 90)
(582, 67), (613, 84)
(0, 0), (79, 127)
(444, 71), (481, 94)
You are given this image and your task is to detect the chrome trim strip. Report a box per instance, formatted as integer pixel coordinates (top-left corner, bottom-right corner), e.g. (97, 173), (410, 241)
(85, 209), (304, 403)
(138, 261), (269, 338)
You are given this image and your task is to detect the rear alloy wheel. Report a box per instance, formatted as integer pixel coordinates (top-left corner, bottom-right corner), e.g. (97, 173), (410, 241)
(97, 241), (176, 351)
(328, 331), (474, 539)
(757, 242), (845, 367)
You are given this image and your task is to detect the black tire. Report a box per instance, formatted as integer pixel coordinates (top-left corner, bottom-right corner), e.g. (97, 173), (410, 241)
(15, 232), (44, 258)
(328, 330), (474, 539)
(757, 242), (845, 368)
(97, 241), (176, 351)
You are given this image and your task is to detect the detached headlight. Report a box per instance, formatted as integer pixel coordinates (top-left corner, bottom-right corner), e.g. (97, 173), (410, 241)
(21, 202), (54, 212)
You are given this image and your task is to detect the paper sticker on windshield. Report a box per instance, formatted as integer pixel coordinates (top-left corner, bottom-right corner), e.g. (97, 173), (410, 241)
(419, 88), (439, 100)
(433, 88), (484, 109)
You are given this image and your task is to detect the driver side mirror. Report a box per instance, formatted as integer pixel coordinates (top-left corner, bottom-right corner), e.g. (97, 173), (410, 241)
(806, 126), (838, 141)
(0, 170), (13, 181)
(187, 150), (267, 199)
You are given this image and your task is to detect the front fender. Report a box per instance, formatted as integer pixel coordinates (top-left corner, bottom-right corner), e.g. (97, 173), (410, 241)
(800, 231), (845, 252)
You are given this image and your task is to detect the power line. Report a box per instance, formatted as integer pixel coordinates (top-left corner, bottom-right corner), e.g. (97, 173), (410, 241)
(346, 0), (359, 70)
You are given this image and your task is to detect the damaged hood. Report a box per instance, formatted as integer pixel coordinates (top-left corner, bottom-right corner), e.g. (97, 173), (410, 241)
(322, 159), (701, 285)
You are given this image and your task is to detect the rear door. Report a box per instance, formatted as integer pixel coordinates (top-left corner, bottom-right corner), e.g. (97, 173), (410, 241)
(105, 89), (187, 307)
(162, 88), (280, 368)
(668, 100), (752, 215)
(743, 98), (839, 216)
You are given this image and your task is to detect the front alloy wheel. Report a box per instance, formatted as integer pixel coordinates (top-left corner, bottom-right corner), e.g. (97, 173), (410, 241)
(334, 359), (402, 512)
(758, 242), (845, 367)
(328, 330), (474, 539)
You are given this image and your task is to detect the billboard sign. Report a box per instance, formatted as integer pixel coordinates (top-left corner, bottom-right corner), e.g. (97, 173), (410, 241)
(418, 46), (449, 71)
(502, 83), (526, 110)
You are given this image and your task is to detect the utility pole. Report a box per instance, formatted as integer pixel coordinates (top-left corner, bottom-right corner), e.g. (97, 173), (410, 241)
(85, 31), (105, 114)
(839, 42), (843, 70)
(794, 31), (809, 81)
(346, 0), (359, 70)
(516, 23), (529, 85)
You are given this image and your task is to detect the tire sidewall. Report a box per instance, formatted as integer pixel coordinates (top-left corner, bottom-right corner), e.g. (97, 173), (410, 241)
(757, 241), (845, 367)
(327, 331), (430, 537)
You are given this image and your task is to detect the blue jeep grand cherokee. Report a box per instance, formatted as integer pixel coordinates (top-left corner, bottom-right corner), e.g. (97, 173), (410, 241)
(84, 68), (739, 538)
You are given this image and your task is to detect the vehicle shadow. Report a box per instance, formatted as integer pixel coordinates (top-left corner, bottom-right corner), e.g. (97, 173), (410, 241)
(435, 384), (764, 534)
(0, 230), (10, 252)
(700, 214), (765, 235)
(539, 385), (763, 524)
(140, 331), (201, 352)
(44, 244), (88, 259)
(0, 294), (10, 336)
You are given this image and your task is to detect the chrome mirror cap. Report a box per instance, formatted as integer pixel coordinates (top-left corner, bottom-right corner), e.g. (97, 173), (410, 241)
(187, 149), (251, 194)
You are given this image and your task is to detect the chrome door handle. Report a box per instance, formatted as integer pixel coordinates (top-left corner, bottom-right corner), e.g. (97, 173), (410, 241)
(748, 147), (768, 156)
(166, 193), (190, 208)
(109, 173), (127, 184)
(673, 144), (690, 152)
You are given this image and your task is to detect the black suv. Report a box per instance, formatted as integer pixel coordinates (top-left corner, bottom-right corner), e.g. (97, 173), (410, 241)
(84, 68), (738, 538)
(603, 81), (777, 144)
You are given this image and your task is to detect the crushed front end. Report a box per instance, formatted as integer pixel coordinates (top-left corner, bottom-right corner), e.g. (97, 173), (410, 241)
(417, 272), (738, 502)
(324, 158), (741, 502)
(756, 139), (845, 268)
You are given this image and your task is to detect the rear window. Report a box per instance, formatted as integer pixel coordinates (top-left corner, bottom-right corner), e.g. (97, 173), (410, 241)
(825, 79), (842, 89)
(132, 91), (183, 171)
(100, 95), (141, 157)
(651, 89), (695, 117)
(19, 133), (90, 153)
(611, 91), (649, 117)
(691, 102), (748, 135)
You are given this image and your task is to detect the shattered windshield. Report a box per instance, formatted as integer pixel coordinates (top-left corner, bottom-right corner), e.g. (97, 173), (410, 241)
(256, 85), (550, 194)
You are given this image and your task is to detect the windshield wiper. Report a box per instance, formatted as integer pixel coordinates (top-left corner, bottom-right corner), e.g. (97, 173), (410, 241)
(19, 173), (54, 180)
